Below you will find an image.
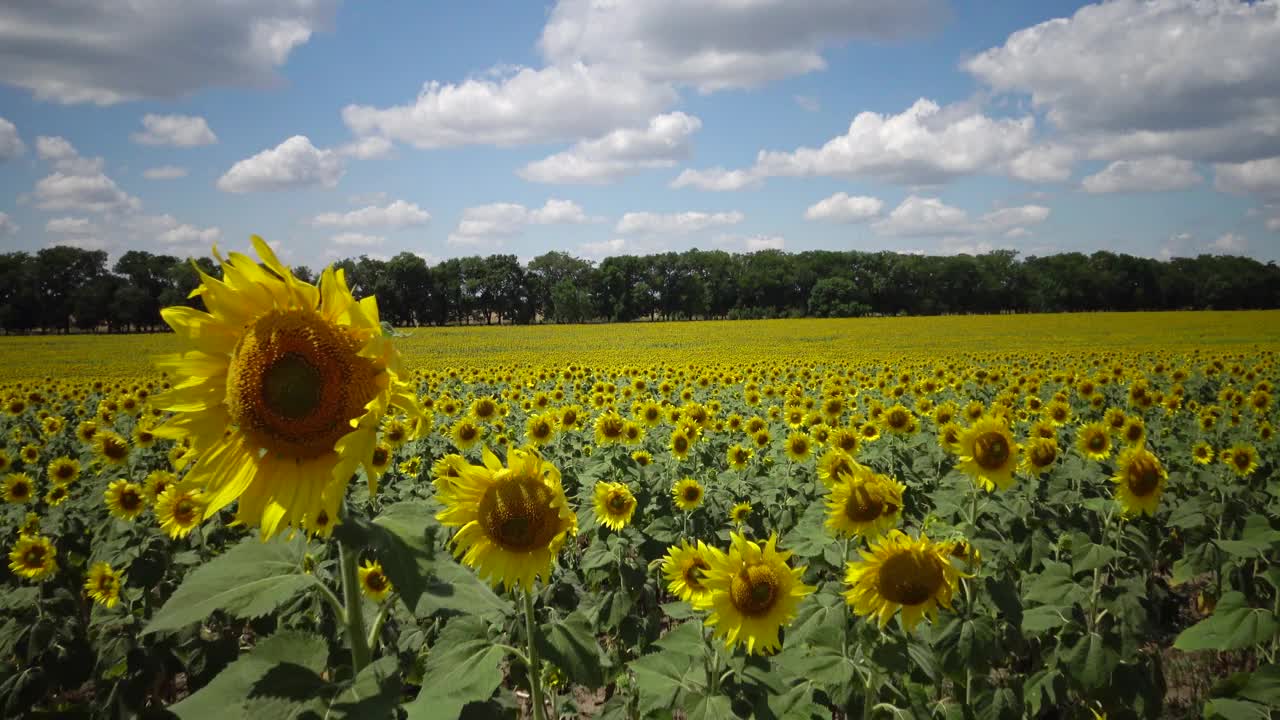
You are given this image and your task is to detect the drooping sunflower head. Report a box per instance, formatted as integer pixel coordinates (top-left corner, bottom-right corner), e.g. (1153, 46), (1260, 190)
(358, 559), (394, 602)
(662, 539), (718, 607)
(104, 479), (147, 521)
(84, 562), (123, 609)
(956, 416), (1019, 492)
(3, 472), (34, 505)
(672, 477), (704, 512)
(8, 533), (58, 582)
(152, 236), (422, 541)
(1020, 437), (1060, 477)
(155, 483), (208, 539)
(843, 530), (961, 633)
(593, 481), (637, 531)
(436, 446), (577, 590)
(1076, 421), (1113, 461)
(824, 468), (904, 540)
(1111, 446), (1167, 517)
(701, 532), (816, 655)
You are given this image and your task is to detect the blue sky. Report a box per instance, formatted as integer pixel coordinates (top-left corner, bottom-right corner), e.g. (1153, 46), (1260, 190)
(0, 0), (1277, 269)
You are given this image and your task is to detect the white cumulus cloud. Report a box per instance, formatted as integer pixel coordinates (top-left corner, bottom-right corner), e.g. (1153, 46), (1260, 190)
(1080, 156), (1202, 193)
(1214, 156), (1280, 196)
(0, 118), (24, 162)
(217, 136), (344, 193)
(448, 199), (594, 245)
(330, 233), (385, 247)
(518, 112), (702, 184)
(143, 166), (189, 180)
(0, 212), (17, 236)
(0, 1), (336, 105)
(871, 196), (1051, 238)
(804, 193), (884, 223)
(669, 167), (762, 191)
(615, 211), (745, 235)
(343, 63), (676, 150)
(312, 200), (431, 229)
(131, 114), (217, 147)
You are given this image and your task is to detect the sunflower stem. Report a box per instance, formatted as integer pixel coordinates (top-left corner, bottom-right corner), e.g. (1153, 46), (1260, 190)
(339, 543), (372, 675)
(366, 593), (396, 654)
(522, 588), (547, 720)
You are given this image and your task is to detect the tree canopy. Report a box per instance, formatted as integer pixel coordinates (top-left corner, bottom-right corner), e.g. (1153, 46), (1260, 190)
(0, 245), (1275, 333)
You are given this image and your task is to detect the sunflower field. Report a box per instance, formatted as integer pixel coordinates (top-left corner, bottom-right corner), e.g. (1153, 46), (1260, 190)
(0, 243), (1277, 720)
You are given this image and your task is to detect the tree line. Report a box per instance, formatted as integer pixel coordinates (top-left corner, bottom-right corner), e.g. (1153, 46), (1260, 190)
(0, 245), (1276, 333)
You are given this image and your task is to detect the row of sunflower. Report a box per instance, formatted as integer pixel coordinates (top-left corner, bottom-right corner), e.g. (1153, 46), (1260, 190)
(0, 239), (1276, 719)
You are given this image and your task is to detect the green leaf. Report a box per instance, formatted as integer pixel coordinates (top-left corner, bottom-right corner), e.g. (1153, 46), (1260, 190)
(416, 556), (512, 620)
(144, 536), (317, 634)
(1167, 496), (1207, 530)
(340, 501), (439, 612)
(327, 655), (403, 719)
(537, 610), (608, 689)
(1232, 664), (1280, 705)
(1072, 543), (1120, 574)
(786, 590), (846, 650)
(662, 601), (696, 619)
(1021, 605), (1070, 635)
(169, 631), (328, 719)
(1023, 561), (1086, 606)
(405, 617), (506, 720)
(763, 684), (826, 720)
(630, 651), (701, 717)
(684, 693), (736, 720)
(655, 620), (706, 657)
(1202, 698), (1271, 720)
(785, 645), (858, 690)
(1174, 592), (1280, 652)
(1065, 632), (1117, 691)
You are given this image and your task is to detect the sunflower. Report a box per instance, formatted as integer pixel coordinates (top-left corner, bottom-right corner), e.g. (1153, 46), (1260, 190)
(1020, 437), (1060, 476)
(399, 456), (423, 477)
(155, 483), (208, 538)
(525, 412), (559, 446)
(18, 512), (40, 538)
(1043, 400), (1072, 426)
(670, 477), (704, 512)
(143, 470), (177, 502)
(752, 429), (772, 450)
(9, 534), (57, 582)
(431, 453), (467, 493)
(382, 417), (412, 448)
(816, 448), (861, 489)
(450, 418), (484, 451)
(700, 533), (815, 655)
(92, 431), (131, 466)
(937, 422), (963, 454)
(825, 468), (904, 539)
(726, 444), (752, 471)
(104, 479), (147, 521)
(84, 562), (124, 609)
(844, 530), (961, 633)
(46, 457), (80, 486)
(3, 472), (34, 504)
(557, 405), (583, 432)
(470, 396), (500, 423)
(662, 540), (717, 606)
(44, 484), (69, 507)
(1191, 441), (1214, 465)
(151, 237), (422, 541)
(859, 422), (881, 443)
(0, 450), (9, 473)
(955, 417), (1020, 492)
(593, 481), (637, 531)
(1076, 422), (1113, 462)
(729, 502), (753, 525)
(436, 446), (577, 590)
(670, 429), (692, 461)
(19, 444), (39, 465)
(880, 405), (916, 435)
(1120, 416), (1147, 447)
(594, 412), (626, 445)
(132, 422), (157, 449)
(1111, 446), (1168, 517)
(830, 427), (860, 455)
(784, 432), (813, 462)
(1224, 443), (1259, 477)
(358, 559), (394, 601)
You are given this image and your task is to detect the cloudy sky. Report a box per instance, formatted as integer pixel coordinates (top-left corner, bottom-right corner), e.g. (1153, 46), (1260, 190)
(0, 0), (1278, 268)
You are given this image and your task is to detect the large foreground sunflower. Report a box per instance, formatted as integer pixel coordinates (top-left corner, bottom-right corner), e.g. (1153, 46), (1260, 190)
(436, 446), (577, 590)
(700, 533), (815, 655)
(844, 530), (962, 633)
(152, 236), (422, 539)
(955, 416), (1020, 492)
(1111, 446), (1167, 517)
